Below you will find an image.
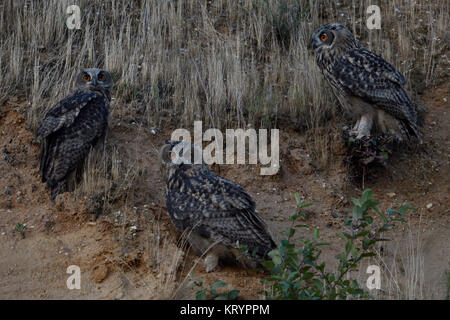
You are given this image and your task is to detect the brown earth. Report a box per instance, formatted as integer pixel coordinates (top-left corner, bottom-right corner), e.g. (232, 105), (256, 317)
(0, 84), (448, 299)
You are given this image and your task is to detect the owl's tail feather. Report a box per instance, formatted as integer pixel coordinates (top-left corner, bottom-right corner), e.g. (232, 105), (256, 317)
(50, 180), (67, 201)
(401, 120), (423, 144)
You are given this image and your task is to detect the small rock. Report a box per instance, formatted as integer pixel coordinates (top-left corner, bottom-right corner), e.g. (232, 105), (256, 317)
(387, 192), (396, 198)
(289, 148), (304, 163)
(426, 203), (433, 210)
(92, 264), (109, 283)
(4, 189), (11, 195)
(331, 213), (339, 219)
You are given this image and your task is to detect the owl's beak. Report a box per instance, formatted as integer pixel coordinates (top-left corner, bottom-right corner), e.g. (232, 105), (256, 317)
(309, 38), (318, 51)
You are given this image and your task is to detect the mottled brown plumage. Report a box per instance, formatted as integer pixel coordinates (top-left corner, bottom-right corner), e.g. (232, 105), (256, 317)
(310, 23), (422, 142)
(159, 140), (276, 272)
(36, 68), (112, 200)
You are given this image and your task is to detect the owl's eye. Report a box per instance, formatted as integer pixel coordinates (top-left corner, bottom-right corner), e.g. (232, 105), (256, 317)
(320, 33), (327, 41)
(83, 74), (91, 82)
(98, 73), (105, 81)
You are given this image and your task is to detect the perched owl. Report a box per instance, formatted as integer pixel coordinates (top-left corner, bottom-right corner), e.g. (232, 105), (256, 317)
(309, 23), (422, 142)
(36, 68), (112, 200)
(159, 140), (277, 272)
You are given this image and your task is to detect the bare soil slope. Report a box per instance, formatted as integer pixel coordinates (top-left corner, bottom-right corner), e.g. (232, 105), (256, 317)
(0, 84), (448, 299)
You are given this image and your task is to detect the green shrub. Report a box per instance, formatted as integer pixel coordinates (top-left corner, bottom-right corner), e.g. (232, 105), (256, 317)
(262, 189), (411, 300)
(195, 280), (240, 300)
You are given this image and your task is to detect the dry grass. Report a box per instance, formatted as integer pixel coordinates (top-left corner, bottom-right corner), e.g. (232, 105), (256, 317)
(1, 0), (447, 132)
(372, 220), (426, 299)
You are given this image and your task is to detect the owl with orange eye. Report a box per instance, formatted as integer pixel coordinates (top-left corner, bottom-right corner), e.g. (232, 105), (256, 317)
(158, 140), (277, 272)
(309, 23), (422, 142)
(36, 68), (113, 200)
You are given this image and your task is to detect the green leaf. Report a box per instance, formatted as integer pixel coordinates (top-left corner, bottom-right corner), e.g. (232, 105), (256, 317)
(351, 198), (361, 207)
(363, 216), (373, 225)
(302, 272), (314, 280)
(227, 290), (240, 300)
(313, 228), (320, 239)
(280, 239), (289, 247)
(315, 242), (330, 247)
(294, 192), (301, 204)
(287, 271), (299, 282)
(196, 289), (207, 300)
(344, 217), (352, 226)
(362, 238), (375, 249)
(362, 189), (373, 202)
(316, 262), (325, 272)
(355, 230), (369, 238)
(297, 202), (314, 209)
(286, 228), (295, 238)
(268, 251), (283, 265)
(336, 253), (346, 262)
(338, 233), (351, 241)
(399, 205), (415, 215)
(210, 280), (227, 291)
(350, 247), (360, 259)
(360, 252), (376, 258)
(294, 224), (310, 229)
(377, 211), (389, 224)
(345, 241), (354, 254)
(353, 206), (362, 219)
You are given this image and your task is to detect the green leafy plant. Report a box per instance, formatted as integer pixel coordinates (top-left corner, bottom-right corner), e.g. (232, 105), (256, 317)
(195, 280), (240, 300)
(262, 189), (411, 300)
(15, 222), (27, 239)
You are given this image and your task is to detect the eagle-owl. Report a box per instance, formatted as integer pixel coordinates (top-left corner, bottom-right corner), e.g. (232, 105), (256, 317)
(159, 140), (277, 272)
(36, 68), (112, 200)
(310, 23), (422, 142)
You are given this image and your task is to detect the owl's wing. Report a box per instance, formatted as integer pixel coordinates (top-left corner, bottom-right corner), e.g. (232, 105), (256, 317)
(333, 48), (416, 120)
(332, 48), (420, 139)
(351, 48), (405, 85)
(166, 168), (276, 254)
(38, 91), (109, 199)
(36, 90), (101, 138)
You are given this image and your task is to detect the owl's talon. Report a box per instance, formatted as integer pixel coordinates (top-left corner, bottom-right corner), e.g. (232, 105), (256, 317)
(204, 253), (219, 273)
(355, 132), (370, 140)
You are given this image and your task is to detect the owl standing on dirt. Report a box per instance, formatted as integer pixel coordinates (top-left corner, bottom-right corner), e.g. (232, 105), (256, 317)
(36, 68), (112, 200)
(309, 23), (422, 142)
(159, 140), (277, 272)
